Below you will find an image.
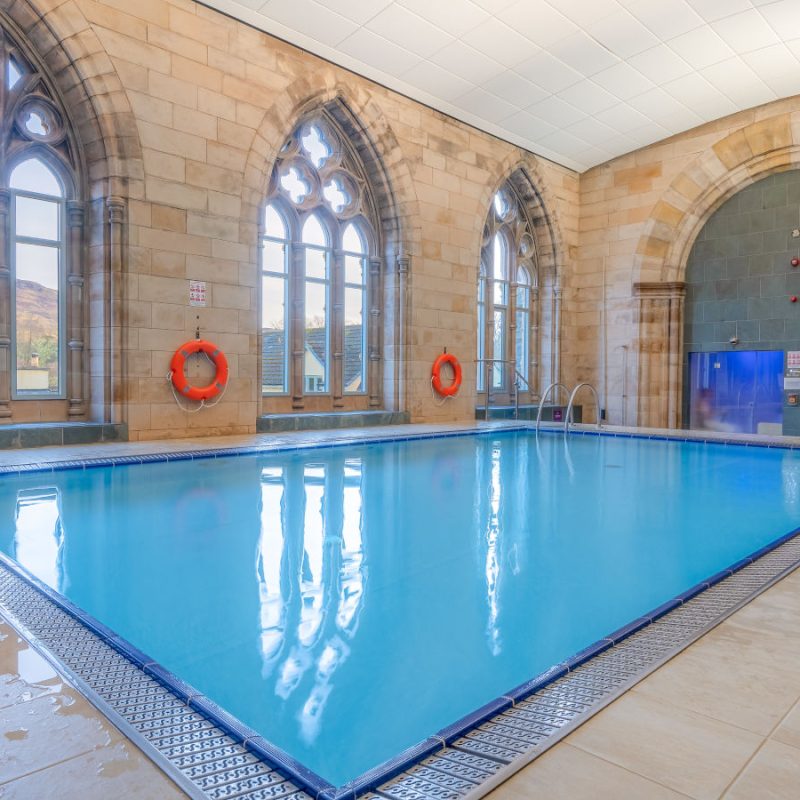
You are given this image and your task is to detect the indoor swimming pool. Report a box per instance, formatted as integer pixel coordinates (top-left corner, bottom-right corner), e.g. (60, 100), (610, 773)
(1, 429), (799, 788)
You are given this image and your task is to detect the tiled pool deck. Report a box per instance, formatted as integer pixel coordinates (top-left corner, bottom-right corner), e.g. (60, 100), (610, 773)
(1, 422), (799, 799)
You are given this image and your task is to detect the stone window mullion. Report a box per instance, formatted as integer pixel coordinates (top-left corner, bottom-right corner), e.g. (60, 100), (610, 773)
(291, 243), (305, 409)
(331, 247), (344, 407)
(0, 189), (11, 417)
(66, 200), (85, 417)
(368, 256), (381, 408)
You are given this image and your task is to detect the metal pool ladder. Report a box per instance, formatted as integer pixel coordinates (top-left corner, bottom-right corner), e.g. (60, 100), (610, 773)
(535, 382), (569, 431)
(564, 382), (602, 432)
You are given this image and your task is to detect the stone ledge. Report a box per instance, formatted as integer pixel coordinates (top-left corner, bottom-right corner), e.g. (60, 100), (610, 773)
(0, 422), (128, 450)
(256, 410), (410, 433)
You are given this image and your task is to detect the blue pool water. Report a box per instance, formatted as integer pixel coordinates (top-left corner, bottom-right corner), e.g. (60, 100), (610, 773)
(1, 430), (799, 785)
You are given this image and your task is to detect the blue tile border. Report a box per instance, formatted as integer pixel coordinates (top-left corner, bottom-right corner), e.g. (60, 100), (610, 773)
(1, 424), (800, 799)
(2, 422), (799, 477)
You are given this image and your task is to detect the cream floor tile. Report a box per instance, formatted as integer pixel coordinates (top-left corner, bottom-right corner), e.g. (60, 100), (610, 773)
(0, 620), (64, 710)
(773, 700), (800, 750)
(487, 743), (690, 799)
(0, 688), (121, 784)
(567, 691), (763, 800)
(631, 624), (800, 735)
(0, 740), (186, 800)
(723, 740), (800, 799)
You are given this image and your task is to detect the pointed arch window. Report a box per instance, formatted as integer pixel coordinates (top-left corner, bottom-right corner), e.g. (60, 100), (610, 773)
(0, 28), (83, 409)
(261, 116), (380, 408)
(478, 184), (538, 398)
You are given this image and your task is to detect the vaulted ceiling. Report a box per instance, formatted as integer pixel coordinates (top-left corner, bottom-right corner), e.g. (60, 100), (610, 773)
(204, 0), (800, 172)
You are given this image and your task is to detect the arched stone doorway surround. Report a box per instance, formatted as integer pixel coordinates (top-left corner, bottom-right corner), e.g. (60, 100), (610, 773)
(632, 113), (800, 428)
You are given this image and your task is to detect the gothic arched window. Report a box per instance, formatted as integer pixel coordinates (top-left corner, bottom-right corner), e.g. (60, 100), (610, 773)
(261, 117), (378, 409)
(0, 27), (83, 413)
(477, 184), (538, 398)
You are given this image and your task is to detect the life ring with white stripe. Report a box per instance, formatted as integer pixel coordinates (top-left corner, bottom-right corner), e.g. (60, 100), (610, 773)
(169, 340), (229, 401)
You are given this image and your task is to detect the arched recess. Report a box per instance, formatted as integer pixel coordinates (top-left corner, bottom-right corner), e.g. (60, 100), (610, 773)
(0, 0), (144, 426)
(242, 77), (420, 414)
(474, 156), (565, 396)
(632, 112), (800, 428)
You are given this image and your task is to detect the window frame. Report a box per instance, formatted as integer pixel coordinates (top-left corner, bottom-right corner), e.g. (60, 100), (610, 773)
(478, 185), (538, 401)
(8, 157), (69, 401)
(260, 115), (380, 408)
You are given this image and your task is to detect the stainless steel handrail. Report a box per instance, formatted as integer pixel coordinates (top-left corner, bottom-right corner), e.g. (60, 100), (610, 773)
(535, 382), (569, 431)
(477, 358), (538, 420)
(564, 382), (602, 432)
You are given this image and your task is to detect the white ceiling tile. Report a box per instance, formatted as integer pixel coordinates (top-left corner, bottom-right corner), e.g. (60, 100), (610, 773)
(313, 0), (393, 25)
(365, 4), (453, 58)
(558, 79), (620, 114)
(627, 87), (702, 130)
(536, 128), (594, 157)
(668, 26), (735, 70)
(498, 0), (579, 48)
(338, 28), (422, 76)
(759, 0), (800, 41)
(400, 61), (474, 101)
(397, 0), (490, 38)
(549, 31), (619, 77)
(481, 71), (549, 107)
(701, 56), (777, 108)
(207, 0), (800, 172)
(628, 0), (706, 40)
(461, 18), (539, 68)
(625, 121), (673, 147)
(587, 9), (660, 60)
(549, 0), (623, 27)
(564, 115), (617, 142)
(712, 9), (780, 53)
(257, 0), (358, 46)
(526, 95), (586, 127)
(470, 0), (517, 11)
(501, 110), (557, 139)
(628, 44), (693, 84)
(663, 72), (737, 117)
(592, 61), (654, 100)
(455, 86), (520, 120)
(742, 44), (800, 98)
(594, 102), (651, 133)
(686, 0), (752, 23)
(429, 40), (505, 84)
(514, 50), (583, 93)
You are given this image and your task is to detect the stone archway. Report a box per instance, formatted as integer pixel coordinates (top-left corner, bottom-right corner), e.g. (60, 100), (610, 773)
(632, 113), (800, 428)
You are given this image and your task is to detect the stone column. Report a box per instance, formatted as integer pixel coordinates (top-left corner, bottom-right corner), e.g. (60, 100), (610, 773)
(332, 249), (344, 408)
(107, 197), (125, 423)
(0, 190), (10, 417)
(395, 254), (410, 414)
(67, 201), (85, 417)
(291, 247), (305, 409)
(368, 256), (381, 408)
(530, 285), (540, 394)
(634, 282), (686, 429)
(552, 285), (562, 386)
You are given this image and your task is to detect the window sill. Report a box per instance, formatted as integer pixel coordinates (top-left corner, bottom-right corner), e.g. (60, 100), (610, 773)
(0, 422), (128, 450)
(257, 410), (410, 433)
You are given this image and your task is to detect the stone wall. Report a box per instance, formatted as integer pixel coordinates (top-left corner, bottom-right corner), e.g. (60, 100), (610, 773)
(576, 97), (800, 429)
(6, 0), (579, 440)
(684, 170), (800, 435)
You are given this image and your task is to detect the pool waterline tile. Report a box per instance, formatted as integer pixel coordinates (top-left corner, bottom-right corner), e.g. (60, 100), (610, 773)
(1, 425), (800, 799)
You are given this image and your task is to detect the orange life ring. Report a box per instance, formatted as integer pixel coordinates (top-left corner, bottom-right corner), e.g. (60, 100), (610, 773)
(169, 340), (229, 401)
(432, 352), (462, 397)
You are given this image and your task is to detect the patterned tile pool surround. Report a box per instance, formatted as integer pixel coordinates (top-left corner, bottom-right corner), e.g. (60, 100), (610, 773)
(1, 425), (799, 800)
